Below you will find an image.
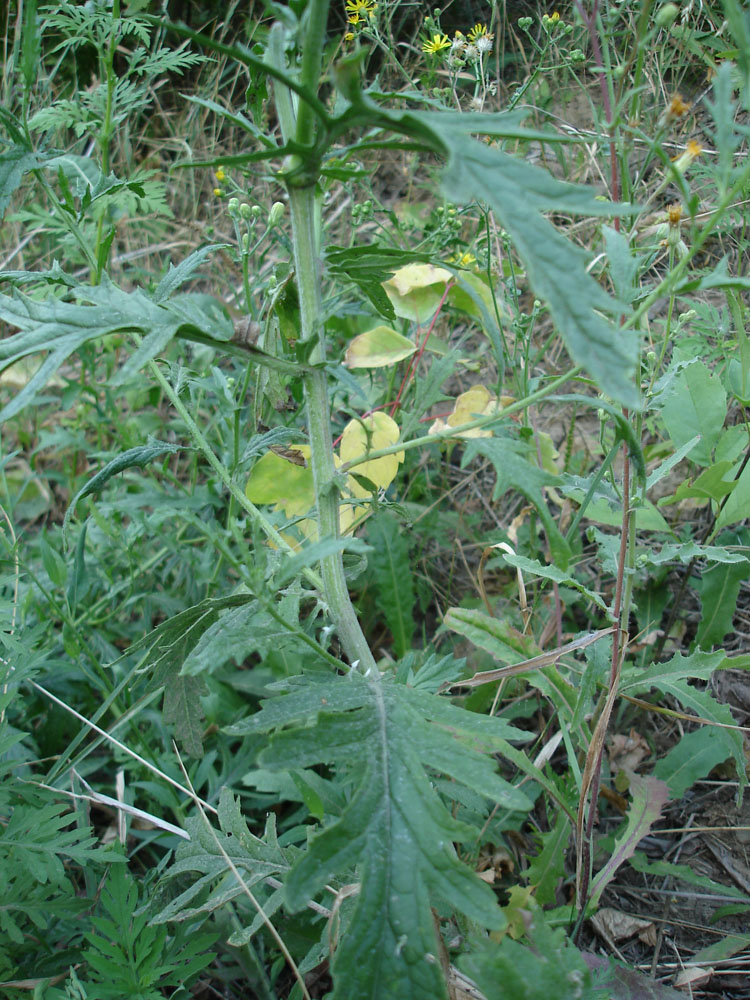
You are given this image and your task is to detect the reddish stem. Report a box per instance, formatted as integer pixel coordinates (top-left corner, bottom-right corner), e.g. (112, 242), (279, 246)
(573, 0), (620, 228)
(389, 282), (454, 418)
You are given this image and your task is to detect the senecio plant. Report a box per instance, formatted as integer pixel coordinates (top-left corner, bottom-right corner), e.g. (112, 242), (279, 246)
(2, 0), (750, 997)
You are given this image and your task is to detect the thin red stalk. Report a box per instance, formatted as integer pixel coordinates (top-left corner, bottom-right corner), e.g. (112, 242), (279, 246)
(573, 0), (620, 226)
(389, 282), (453, 418)
(577, 436), (630, 910)
(331, 400), (396, 448)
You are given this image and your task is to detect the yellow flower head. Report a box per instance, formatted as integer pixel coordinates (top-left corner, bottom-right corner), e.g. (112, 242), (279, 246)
(468, 22), (489, 41)
(214, 167), (226, 182)
(345, 0), (376, 24)
(667, 203), (682, 227)
(422, 32), (451, 54)
(550, 11), (561, 21)
(671, 139), (702, 174)
(667, 93), (690, 120)
(213, 187), (222, 197)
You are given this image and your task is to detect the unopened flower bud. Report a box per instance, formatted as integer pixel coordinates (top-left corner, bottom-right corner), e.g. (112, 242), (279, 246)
(239, 202), (253, 220)
(228, 197), (240, 215)
(268, 201), (285, 227)
(655, 3), (679, 28)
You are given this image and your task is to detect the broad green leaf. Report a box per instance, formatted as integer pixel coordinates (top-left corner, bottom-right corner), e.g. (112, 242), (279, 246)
(276, 535), (372, 587)
(153, 244), (229, 303)
(645, 435), (701, 491)
(151, 805), (294, 929)
(463, 436), (572, 567)
(620, 650), (746, 794)
(590, 773), (669, 906)
(562, 486), (670, 532)
(428, 384), (504, 439)
(227, 671), (532, 999)
(63, 438), (183, 536)
(344, 324), (416, 368)
(325, 244), (434, 320)
(641, 541), (747, 565)
(653, 726), (733, 799)
(139, 594), (256, 753)
(525, 811), (570, 906)
(0, 147), (40, 216)
(339, 411), (404, 493)
(659, 360), (727, 466)
(459, 913), (601, 1000)
(629, 851), (750, 902)
(500, 553), (612, 617)
(39, 533), (67, 588)
(435, 135), (639, 406)
(603, 224), (640, 303)
(691, 934), (750, 966)
(162, 674), (207, 758)
(658, 460), (738, 505)
(382, 262), (452, 323)
(716, 457), (750, 529)
(0, 277), (235, 422)
(246, 446), (314, 516)
(365, 511), (415, 656)
(443, 606), (541, 665)
(447, 270), (509, 364)
(695, 553), (749, 648)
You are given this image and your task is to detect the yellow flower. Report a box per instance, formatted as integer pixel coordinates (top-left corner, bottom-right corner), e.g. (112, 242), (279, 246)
(344, 30), (355, 40)
(214, 167), (225, 182)
(422, 32), (451, 54)
(213, 187), (222, 197)
(671, 139), (702, 173)
(449, 251), (476, 267)
(468, 22), (489, 41)
(667, 94), (690, 121)
(345, 0), (376, 24)
(667, 203), (682, 227)
(550, 11), (561, 21)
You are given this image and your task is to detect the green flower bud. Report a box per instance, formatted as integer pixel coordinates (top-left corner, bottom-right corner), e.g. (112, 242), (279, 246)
(655, 3), (679, 28)
(239, 202), (253, 220)
(268, 201), (285, 227)
(228, 197), (240, 215)
(518, 16), (533, 29)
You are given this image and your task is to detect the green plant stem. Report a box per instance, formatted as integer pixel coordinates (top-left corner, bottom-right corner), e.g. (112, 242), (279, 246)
(296, 0), (329, 148)
(287, 183), (376, 672)
(342, 365), (584, 472)
(628, 174), (750, 332)
(144, 354), (324, 592)
(93, 0), (119, 283)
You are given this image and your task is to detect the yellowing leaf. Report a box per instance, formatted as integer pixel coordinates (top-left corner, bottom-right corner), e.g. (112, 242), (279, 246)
(245, 446), (314, 517)
(448, 270), (510, 323)
(429, 385), (505, 439)
(383, 263), (452, 323)
(345, 325), (416, 369)
(340, 412), (404, 495)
